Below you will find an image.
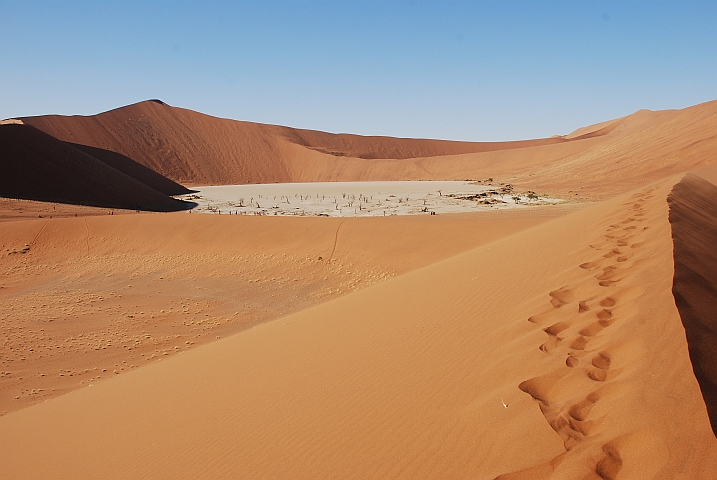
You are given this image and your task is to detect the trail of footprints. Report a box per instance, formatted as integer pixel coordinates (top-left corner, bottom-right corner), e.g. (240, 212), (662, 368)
(498, 188), (657, 480)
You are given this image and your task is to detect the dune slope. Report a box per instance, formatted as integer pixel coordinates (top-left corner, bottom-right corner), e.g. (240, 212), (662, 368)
(668, 172), (717, 435)
(20, 100), (573, 184)
(0, 178), (714, 479)
(19, 100), (717, 201)
(0, 123), (192, 211)
(0, 206), (573, 415)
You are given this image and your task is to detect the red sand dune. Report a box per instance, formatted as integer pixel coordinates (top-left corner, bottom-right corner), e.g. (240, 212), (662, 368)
(21, 99), (572, 185)
(21, 99), (717, 201)
(0, 122), (192, 211)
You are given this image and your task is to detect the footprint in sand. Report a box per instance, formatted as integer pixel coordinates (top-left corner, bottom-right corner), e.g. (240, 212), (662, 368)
(603, 248), (622, 258)
(540, 322), (571, 353)
(600, 296), (617, 307)
(579, 261), (602, 270)
(597, 309), (615, 327)
(548, 286), (575, 308)
(588, 352), (614, 382)
(569, 336), (589, 351)
(579, 322), (605, 337)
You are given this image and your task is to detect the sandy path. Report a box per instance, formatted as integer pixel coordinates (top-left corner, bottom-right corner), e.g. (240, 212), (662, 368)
(0, 179), (713, 478)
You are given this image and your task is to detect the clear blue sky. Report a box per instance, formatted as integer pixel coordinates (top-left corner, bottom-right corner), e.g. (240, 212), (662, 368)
(2, 1), (716, 141)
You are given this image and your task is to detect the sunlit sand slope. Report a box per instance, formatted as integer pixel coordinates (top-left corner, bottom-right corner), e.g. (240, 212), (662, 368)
(0, 207), (571, 415)
(0, 178), (714, 479)
(0, 197), (137, 222)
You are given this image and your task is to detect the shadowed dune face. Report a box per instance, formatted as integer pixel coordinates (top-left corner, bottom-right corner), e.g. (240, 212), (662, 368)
(668, 172), (717, 435)
(0, 123), (192, 211)
(68, 143), (190, 197)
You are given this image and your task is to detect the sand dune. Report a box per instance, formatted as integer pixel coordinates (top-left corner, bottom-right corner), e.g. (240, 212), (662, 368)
(0, 205), (575, 415)
(2, 99), (716, 479)
(0, 176), (714, 479)
(20, 99), (574, 186)
(0, 197), (139, 222)
(19, 99), (717, 202)
(562, 115), (627, 140)
(0, 123), (192, 211)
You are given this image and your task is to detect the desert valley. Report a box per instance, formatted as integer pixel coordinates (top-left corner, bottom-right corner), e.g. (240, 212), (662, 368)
(1, 98), (716, 479)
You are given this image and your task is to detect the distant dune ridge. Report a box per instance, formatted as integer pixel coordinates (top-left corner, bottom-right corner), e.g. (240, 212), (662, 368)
(18, 99), (717, 199)
(19, 99), (570, 186)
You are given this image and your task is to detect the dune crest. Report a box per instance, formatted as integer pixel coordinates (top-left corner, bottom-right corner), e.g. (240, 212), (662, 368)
(498, 180), (717, 478)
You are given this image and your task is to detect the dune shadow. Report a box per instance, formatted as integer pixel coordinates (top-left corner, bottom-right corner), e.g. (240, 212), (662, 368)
(0, 123), (195, 212)
(69, 143), (192, 196)
(668, 173), (717, 436)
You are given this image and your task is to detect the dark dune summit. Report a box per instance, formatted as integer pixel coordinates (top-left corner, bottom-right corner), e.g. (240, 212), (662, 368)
(0, 123), (193, 211)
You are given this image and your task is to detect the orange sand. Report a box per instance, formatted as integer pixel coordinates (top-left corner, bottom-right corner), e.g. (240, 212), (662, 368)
(0, 197), (137, 223)
(1, 100), (716, 479)
(0, 206), (575, 415)
(0, 176), (715, 478)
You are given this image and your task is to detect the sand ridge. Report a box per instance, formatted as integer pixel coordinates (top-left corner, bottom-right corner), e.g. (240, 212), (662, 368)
(497, 180), (715, 478)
